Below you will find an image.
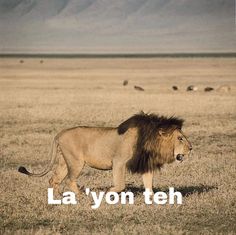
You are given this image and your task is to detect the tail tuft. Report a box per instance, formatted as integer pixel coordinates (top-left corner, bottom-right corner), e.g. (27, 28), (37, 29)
(18, 166), (30, 175)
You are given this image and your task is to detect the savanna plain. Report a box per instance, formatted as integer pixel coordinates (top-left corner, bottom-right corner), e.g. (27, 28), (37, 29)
(0, 57), (235, 235)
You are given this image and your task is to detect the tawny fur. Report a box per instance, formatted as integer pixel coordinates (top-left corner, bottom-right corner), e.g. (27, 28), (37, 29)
(18, 113), (192, 195)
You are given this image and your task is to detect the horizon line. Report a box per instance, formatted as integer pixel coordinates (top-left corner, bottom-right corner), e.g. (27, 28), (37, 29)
(0, 52), (236, 58)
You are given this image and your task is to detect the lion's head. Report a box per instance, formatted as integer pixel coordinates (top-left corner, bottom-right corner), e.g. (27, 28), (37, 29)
(118, 112), (192, 174)
(158, 128), (192, 163)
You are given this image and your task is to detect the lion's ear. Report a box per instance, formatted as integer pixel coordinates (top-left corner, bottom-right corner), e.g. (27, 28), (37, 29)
(158, 129), (171, 138)
(158, 129), (166, 136)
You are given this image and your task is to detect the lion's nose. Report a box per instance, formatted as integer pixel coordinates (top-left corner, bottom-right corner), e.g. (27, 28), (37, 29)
(189, 146), (193, 151)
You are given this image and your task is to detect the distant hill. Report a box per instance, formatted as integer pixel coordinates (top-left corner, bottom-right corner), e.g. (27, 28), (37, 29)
(0, 0), (235, 53)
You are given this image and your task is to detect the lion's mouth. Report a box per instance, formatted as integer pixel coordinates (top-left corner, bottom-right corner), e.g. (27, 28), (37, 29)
(176, 154), (184, 162)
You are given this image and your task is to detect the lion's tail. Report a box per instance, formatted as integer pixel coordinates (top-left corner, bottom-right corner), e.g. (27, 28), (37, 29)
(18, 136), (58, 177)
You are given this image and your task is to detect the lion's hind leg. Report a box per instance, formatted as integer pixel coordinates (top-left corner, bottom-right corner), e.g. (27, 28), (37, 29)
(59, 146), (85, 196)
(49, 151), (68, 195)
(65, 158), (84, 196)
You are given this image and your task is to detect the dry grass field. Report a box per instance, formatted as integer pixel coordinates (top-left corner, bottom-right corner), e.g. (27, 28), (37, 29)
(0, 57), (236, 234)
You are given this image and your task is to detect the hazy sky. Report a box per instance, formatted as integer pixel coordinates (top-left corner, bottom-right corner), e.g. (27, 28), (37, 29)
(0, 0), (235, 53)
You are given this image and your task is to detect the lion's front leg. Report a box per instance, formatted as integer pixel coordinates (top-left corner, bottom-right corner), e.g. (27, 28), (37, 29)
(142, 171), (154, 193)
(109, 159), (126, 193)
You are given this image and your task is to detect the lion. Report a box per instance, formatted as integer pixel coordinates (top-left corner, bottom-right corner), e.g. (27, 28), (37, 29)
(18, 112), (192, 195)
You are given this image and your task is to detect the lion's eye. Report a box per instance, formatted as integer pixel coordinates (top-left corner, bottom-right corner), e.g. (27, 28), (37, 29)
(178, 136), (183, 141)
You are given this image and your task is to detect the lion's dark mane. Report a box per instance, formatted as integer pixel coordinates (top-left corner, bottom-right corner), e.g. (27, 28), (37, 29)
(117, 112), (184, 174)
